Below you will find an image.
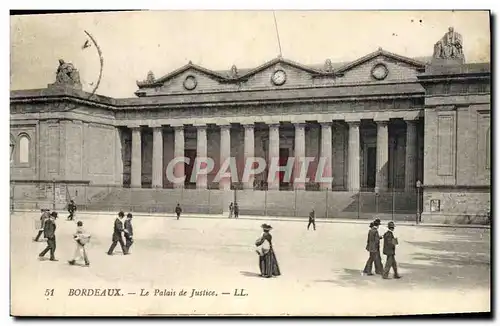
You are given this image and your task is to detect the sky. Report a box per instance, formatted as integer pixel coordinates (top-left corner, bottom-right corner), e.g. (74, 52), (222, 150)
(10, 10), (490, 98)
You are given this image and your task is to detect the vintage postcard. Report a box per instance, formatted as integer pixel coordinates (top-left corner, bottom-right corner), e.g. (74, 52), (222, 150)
(10, 10), (491, 316)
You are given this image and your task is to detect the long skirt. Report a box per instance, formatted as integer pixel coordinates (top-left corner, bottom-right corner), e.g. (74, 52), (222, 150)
(259, 249), (281, 277)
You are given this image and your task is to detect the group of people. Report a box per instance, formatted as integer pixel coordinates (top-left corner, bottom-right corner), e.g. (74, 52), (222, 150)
(228, 202), (239, 218)
(34, 208), (91, 266)
(107, 211), (134, 255)
(363, 219), (401, 279)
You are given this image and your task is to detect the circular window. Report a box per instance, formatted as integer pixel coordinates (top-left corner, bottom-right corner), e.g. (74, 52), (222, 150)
(371, 63), (389, 80)
(271, 69), (287, 86)
(183, 75), (197, 90)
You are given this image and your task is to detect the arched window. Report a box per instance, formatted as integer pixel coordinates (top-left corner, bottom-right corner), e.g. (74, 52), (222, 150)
(18, 134), (30, 164)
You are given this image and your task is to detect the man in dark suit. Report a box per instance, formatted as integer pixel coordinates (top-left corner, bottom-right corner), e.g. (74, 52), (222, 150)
(233, 203), (239, 218)
(124, 213), (134, 253)
(38, 211), (58, 261)
(363, 220), (382, 275)
(175, 203), (182, 220)
(307, 209), (316, 231)
(67, 200), (77, 221)
(382, 221), (401, 279)
(373, 219), (384, 274)
(107, 211), (128, 255)
(34, 209), (50, 242)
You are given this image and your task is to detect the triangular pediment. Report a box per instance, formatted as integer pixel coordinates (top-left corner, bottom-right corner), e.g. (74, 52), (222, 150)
(335, 48), (426, 75)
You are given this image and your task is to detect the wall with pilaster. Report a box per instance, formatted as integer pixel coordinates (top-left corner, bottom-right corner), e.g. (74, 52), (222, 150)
(10, 123), (38, 180)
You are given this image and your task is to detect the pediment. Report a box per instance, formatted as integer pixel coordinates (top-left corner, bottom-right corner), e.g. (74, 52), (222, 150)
(334, 49), (427, 83)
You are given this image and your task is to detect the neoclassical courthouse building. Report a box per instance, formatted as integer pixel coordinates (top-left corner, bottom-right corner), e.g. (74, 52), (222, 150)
(10, 28), (491, 223)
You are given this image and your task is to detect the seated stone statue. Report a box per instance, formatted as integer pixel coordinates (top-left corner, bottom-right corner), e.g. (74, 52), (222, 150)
(433, 27), (464, 61)
(54, 59), (82, 87)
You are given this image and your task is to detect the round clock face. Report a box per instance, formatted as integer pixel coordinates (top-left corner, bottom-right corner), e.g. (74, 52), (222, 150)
(271, 70), (287, 86)
(371, 63), (389, 80)
(183, 75), (197, 90)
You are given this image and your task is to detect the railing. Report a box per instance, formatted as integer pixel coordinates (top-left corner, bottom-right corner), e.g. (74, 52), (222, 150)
(10, 181), (425, 221)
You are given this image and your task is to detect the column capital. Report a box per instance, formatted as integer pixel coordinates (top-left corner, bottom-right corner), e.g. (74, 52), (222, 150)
(195, 124), (208, 130)
(172, 124), (184, 130)
(128, 124), (141, 130)
(268, 123), (280, 129)
(242, 123), (255, 129)
(374, 119), (389, 125)
(149, 123), (163, 129)
(219, 124), (231, 131)
(319, 121), (332, 127)
(345, 119), (361, 125)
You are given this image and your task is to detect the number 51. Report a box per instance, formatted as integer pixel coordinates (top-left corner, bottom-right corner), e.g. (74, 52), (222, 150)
(44, 289), (54, 296)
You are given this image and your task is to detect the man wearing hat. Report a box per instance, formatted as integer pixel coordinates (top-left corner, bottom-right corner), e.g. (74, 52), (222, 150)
(38, 211), (58, 261)
(34, 209), (50, 242)
(107, 211), (128, 255)
(363, 219), (383, 275)
(382, 221), (401, 279)
(307, 209), (316, 231)
(124, 213), (134, 253)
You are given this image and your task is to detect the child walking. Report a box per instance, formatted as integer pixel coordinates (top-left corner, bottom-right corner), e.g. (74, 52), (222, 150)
(68, 221), (91, 266)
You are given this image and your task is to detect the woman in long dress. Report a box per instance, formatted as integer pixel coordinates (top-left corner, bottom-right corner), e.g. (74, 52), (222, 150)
(255, 224), (281, 278)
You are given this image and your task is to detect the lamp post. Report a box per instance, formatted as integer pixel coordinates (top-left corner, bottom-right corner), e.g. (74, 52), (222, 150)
(416, 180), (422, 224)
(374, 186), (380, 216)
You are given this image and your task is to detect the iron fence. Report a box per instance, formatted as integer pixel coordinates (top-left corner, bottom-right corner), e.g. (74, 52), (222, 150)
(10, 180), (426, 221)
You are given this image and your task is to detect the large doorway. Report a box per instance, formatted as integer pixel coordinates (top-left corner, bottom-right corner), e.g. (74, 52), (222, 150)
(365, 146), (376, 189)
(279, 148), (290, 189)
(184, 149), (196, 187)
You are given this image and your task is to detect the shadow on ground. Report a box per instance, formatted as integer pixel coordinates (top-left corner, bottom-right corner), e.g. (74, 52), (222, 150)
(315, 229), (491, 290)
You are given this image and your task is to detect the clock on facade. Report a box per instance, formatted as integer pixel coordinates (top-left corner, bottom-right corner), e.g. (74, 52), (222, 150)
(371, 63), (389, 80)
(271, 69), (287, 86)
(183, 75), (197, 90)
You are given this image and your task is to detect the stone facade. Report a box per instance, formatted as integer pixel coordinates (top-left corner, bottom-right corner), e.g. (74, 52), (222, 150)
(10, 38), (491, 222)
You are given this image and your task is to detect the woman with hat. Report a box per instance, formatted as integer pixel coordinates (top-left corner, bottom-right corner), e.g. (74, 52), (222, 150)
(255, 224), (281, 278)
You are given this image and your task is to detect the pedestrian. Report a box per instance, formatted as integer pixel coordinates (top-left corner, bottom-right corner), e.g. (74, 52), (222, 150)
(175, 203), (182, 220)
(382, 221), (401, 279)
(228, 202), (234, 218)
(38, 211), (58, 261)
(255, 224), (281, 278)
(373, 219), (384, 274)
(233, 203), (239, 218)
(107, 211), (128, 255)
(307, 209), (316, 231)
(68, 221), (90, 266)
(67, 200), (77, 221)
(124, 213), (134, 253)
(362, 220), (383, 275)
(34, 209), (50, 242)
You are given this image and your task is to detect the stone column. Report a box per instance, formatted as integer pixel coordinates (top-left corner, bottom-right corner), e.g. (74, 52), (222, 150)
(151, 126), (164, 188)
(375, 120), (389, 191)
(219, 124), (231, 190)
(268, 123), (280, 190)
(130, 126), (142, 188)
(405, 119), (418, 190)
(196, 125), (208, 189)
(347, 120), (360, 191)
(319, 122), (333, 190)
(294, 123), (306, 190)
(173, 125), (185, 189)
(243, 124), (255, 190)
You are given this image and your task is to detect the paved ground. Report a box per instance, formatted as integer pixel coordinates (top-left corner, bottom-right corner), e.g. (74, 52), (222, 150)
(11, 211), (491, 316)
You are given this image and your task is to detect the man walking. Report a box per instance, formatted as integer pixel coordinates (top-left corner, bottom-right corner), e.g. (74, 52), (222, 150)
(228, 202), (234, 218)
(307, 209), (316, 231)
(68, 221), (90, 266)
(107, 211), (128, 255)
(67, 200), (77, 221)
(363, 220), (382, 275)
(382, 221), (401, 279)
(34, 209), (50, 242)
(175, 203), (182, 220)
(124, 213), (134, 253)
(233, 203), (239, 218)
(38, 211), (58, 261)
